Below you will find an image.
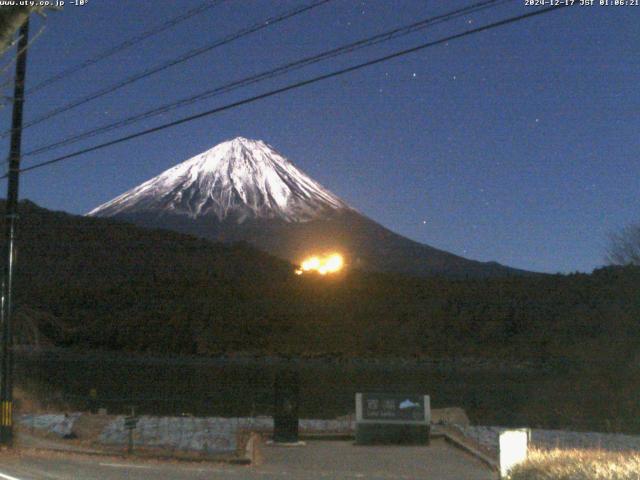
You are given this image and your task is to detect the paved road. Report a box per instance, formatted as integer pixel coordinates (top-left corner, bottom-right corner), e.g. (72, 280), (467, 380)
(0, 439), (496, 479)
(258, 440), (496, 480)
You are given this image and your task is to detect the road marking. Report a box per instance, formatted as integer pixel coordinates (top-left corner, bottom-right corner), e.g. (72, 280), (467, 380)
(0, 471), (23, 480)
(99, 462), (152, 470)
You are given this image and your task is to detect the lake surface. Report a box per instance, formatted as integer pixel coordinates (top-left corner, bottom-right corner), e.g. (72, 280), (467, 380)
(15, 349), (545, 426)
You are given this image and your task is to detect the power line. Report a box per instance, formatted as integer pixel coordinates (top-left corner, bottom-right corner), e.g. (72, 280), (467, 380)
(1, 0), (334, 138)
(13, 3), (569, 176)
(4, 4), (569, 180)
(23, 0), (511, 159)
(25, 0), (224, 95)
(24, 0), (507, 157)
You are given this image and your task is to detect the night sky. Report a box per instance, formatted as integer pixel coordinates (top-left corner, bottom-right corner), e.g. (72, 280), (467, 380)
(0, 0), (638, 274)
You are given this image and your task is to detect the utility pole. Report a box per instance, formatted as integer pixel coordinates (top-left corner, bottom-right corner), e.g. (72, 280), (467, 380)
(0, 17), (29, 446)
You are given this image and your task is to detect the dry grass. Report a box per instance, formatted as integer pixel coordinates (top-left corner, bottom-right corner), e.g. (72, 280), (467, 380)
(14, 385), (72, 414)
(508, 448), (640, 480)
(14, 386), (47, 413)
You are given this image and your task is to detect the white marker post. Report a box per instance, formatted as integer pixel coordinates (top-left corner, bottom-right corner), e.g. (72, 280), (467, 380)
(499, 429), (530, 478)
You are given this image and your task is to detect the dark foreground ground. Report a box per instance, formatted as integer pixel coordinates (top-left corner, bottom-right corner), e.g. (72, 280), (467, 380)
(0, 439), (495, 480)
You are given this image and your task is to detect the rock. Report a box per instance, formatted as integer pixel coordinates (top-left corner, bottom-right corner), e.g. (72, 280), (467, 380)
(431, 407), (470, 426)
(18, 412), (82, 438)
(99, 415), (237, 453)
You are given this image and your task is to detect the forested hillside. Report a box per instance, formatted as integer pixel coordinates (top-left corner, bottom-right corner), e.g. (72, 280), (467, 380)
(5, 200), (639, 367)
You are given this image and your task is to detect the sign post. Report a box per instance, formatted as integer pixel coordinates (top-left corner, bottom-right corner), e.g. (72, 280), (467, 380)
(124, 407), (138, 454)
(355, 393), (430, 445)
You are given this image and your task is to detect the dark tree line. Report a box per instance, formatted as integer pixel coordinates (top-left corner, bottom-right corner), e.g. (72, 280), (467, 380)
(4, 200), (639, 366)
(5, 201), (640, 432)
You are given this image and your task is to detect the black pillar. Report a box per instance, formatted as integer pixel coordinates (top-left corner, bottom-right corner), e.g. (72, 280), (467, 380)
(273, 366), (299, 443)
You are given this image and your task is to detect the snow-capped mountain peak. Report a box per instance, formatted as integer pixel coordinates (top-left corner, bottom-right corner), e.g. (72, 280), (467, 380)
(88, 137), (350, 223)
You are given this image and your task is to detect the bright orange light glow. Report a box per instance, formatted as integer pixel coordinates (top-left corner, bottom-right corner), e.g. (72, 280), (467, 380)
(296, 253), (344, 275)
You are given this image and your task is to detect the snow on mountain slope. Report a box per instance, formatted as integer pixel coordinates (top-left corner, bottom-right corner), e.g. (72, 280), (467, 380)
(88, 137), (350, 223)
(87, 136), (530, 278)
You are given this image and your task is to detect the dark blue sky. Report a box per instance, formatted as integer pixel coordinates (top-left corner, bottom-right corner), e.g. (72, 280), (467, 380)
(1, 0), (638, 273)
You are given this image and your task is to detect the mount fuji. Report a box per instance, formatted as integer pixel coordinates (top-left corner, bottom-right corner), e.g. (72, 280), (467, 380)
(88, 137), (526, 277)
